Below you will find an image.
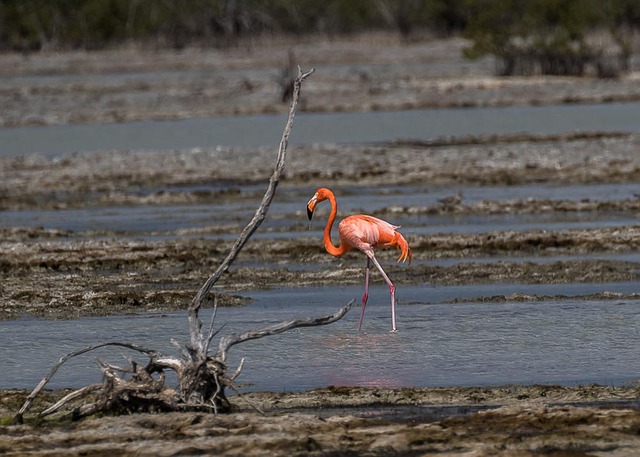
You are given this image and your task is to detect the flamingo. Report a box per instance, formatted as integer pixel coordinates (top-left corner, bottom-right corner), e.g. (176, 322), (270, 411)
(306, 187), (412, 332)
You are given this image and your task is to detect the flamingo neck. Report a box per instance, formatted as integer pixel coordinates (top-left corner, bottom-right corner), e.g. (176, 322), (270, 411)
(323, 191), (349, 257)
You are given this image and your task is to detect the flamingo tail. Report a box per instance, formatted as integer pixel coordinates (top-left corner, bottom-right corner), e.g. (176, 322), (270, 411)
(386, 231), (412, 265)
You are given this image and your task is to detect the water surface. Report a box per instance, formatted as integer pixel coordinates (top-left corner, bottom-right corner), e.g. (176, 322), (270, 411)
(2, 101), (640, 157)
(2, 182), (638, 236)
(2, 284), (638, 391)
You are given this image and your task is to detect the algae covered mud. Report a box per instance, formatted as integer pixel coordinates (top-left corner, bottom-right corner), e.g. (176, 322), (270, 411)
(1, 34), (640, 455)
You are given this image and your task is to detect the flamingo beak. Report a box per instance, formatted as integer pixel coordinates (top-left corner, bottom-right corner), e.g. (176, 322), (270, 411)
(306, 196), (317, 220)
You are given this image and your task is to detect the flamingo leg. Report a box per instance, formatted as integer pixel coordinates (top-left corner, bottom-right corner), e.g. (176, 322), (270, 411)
(368, 253), (397, 332)
(358, 257), (371, 331)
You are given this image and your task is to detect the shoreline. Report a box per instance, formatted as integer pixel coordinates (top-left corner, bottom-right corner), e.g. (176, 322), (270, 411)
(2, 384), (639, 456)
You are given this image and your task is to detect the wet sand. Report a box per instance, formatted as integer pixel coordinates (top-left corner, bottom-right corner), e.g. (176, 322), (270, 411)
(1, 33), (640, 455)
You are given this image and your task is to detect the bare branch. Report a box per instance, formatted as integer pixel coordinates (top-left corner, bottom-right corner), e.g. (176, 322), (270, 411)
(40, 384), (102, 418)
(14, 341), (165, 424)
(188, 67), (316, 352)
(71, 402), (102, 421)
(230, 357), (245, 381)
(203, 297), (223, 356)
(14, 67), (357, 423)
(217, 299), (354, 362)
(149, 355), (185, 374)
(99, 361), (131, 375)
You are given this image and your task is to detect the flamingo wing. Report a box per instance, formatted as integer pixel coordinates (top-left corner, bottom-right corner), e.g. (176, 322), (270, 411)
(338, 214), (396, 242)
(338, 215), (398, 248)
(338, 214), (411, 264)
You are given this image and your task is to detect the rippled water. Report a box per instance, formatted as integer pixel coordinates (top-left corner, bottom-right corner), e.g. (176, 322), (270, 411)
(2, 286), (639, 390)
(1, 182), (639, 391)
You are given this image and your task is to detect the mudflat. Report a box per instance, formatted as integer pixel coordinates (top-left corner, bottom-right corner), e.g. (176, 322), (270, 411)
(2, 133), (640, 319)
(2, 385), (640, 456)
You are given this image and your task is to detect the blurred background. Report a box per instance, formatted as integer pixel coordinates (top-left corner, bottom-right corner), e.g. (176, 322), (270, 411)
(1, 0), (639, 73)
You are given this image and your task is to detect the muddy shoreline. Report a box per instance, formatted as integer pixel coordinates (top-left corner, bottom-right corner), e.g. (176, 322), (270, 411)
(3, 131), (640, 211)
(1, 384), (640, 456)
(2, 219), (640, 320)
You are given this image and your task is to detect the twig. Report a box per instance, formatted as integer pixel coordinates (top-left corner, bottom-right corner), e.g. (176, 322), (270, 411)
(39, 384), (102, 418)
(203, 297), (223, 357)
(226, 381), (265, 415)
(230, 357), (245, 381)
(217, 299), (353, 362)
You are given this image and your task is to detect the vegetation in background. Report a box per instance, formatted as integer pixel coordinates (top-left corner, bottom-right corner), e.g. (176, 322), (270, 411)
(0, 0), (467, 51)
(462, 0), (640, 76)
(0, 0), (638, 76)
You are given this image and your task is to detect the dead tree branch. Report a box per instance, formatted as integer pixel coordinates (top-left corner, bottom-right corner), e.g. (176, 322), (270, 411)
(40, 384), (102, 418)
(15, 66), (354, 424)
(218, 299), (354, 362)
(188, 66), (316, 353)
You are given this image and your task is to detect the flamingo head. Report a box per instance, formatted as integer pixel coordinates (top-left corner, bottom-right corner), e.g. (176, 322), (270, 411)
(306, 192), (318, 220)
(306, 187), (331, 220)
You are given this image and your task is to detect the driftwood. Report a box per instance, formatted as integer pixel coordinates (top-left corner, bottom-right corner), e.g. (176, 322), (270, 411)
(15, 67), (354, 424)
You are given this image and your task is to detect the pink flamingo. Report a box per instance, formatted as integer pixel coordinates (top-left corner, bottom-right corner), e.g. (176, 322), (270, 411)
(306, 187), (412, 332)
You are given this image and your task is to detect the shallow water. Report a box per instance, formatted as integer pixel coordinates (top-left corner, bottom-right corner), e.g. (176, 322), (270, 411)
(2, 182), (639, 237)
(1, 285), (639, 390)
(2, 101), (640, 157)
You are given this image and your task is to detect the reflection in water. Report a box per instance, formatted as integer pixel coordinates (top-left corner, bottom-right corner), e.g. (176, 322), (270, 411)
(309, 332), (411, 389)
(2, 285), (639, 391)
